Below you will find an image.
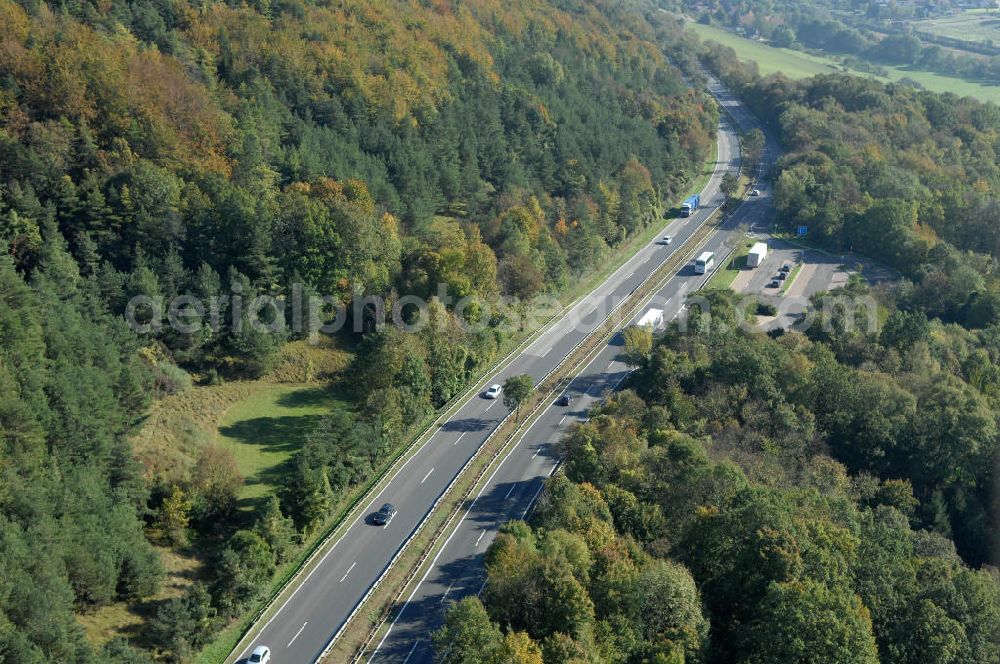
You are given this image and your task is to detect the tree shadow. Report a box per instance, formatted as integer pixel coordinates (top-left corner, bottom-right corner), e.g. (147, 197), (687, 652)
(379, 552), (488, 659)
(441, 418), (493, 433)
(219, 414), (328, 499)
(273, 385), (341, 409)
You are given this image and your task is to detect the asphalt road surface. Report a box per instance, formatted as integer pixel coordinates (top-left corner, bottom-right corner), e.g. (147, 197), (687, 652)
(233, 76), (750, 664)
(363, 76), (781, 664)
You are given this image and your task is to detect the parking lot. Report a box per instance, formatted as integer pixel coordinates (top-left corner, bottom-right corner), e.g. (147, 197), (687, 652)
(729, 237), (893, 330)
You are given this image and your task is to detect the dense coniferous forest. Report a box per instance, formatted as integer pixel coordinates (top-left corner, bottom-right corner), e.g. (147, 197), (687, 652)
(0, 0), (717, 659)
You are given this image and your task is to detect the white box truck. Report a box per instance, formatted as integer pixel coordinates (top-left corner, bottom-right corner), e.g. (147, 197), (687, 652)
(636, 308), (664, 329)
(746, 242), (768, 268)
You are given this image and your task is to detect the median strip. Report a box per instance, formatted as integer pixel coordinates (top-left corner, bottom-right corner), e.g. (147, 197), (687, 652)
(338, 139), (750, 664)
(224, 87), (743, 664)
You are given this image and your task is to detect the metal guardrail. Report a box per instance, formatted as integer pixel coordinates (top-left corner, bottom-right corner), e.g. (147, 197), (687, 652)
(323, 158), (738, 661)
(344, 115), (752, 664)
(231, 74), (753, 664)
(225, 134), (732, 664)
(224, 252), (607, 663)
(346, 75), (781, 664)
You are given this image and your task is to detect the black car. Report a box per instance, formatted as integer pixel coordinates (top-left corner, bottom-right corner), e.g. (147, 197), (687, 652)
(777, 272), (787, 280)
(780, 264), (791, 273)
(372, 503), (397, 526)
(556, 394), (571, 407)
(769, 279), (780, 288)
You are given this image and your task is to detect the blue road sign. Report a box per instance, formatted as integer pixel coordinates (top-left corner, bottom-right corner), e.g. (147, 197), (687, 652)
(797, 226), (808, 236)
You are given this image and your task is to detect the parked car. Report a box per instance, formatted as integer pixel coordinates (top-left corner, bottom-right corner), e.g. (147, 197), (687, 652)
(556, 394), (571, 407)
(778, 272), (787, 280)
(780, 263), (791, 273)
(484, 384), (502, 399)
(372, 503), (397, 526)
(769, 279), (780, 288)
(249, 646), (271, 664)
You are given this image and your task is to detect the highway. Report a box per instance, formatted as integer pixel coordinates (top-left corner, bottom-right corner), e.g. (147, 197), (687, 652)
(234, 75), (759, 664)
(363, 75), (780, 664)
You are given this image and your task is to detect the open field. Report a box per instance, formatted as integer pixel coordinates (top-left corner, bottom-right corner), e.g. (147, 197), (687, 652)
(688, 23), (841, 78)
(90, 340), (354, 648)
(217, 383), (349, 503)
(687, 21), (1000, 104)
(132, 338), (352, 487)
(913, 9), (1000, 46)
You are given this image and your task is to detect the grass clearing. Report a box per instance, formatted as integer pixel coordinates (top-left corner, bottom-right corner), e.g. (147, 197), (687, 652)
(78, 545), (202, 649)
(217, 383), (350, 503)
(913, 9), (1000, 46)
(707, 239), (752, 290)
(688, 22), (842, 78)
(687, 21), (1000, 104)
(133, 337), (352, 489)
(98, 338), (352, 651)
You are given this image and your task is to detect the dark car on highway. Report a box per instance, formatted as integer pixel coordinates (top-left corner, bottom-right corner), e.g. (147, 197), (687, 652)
(556, 394), (571, 406)
(372, 503), (397, 526)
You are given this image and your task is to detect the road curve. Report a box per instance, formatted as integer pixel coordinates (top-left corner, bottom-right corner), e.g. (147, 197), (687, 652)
(235, 76), (748, 664)
(363, 74), (780, 664)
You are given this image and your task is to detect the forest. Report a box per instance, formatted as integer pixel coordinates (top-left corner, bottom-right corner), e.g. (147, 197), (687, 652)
(702, 45), (1000, 333)
(438, 288), (1000, 663)
(0, 0), (717, 660)
(432, 28), (1000, 664)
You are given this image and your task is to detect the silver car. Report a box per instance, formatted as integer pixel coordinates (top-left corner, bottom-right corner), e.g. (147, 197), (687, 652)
(249, 646), (271, 664)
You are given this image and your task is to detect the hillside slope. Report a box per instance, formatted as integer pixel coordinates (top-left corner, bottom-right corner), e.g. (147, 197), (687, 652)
(0, 0), (716, 660)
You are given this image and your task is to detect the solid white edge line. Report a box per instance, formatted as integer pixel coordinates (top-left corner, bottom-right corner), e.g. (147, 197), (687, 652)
(367, 393), (558, 661)
(336, 83), (750, 663)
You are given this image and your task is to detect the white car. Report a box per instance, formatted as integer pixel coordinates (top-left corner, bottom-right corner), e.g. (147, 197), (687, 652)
(484, 384), (502, 399)
(249, 645), (271, 664)
(661, 235), (673, 245)
(750, 188), (761, 196)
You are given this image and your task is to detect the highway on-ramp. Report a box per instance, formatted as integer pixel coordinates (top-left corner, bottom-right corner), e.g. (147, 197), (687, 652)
(363, 75), (780, 664)
(235, 77), (746, 664)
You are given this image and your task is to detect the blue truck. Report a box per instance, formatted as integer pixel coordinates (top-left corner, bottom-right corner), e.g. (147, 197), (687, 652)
(680, 193), (700, 217)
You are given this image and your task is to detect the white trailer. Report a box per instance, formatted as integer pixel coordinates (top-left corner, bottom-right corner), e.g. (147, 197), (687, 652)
(746, 241), (768, 268)
(636, 308), (664, 329)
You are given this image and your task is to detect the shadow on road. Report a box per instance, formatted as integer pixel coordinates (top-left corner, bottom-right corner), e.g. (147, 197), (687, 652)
(441, 417), (494, 433)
